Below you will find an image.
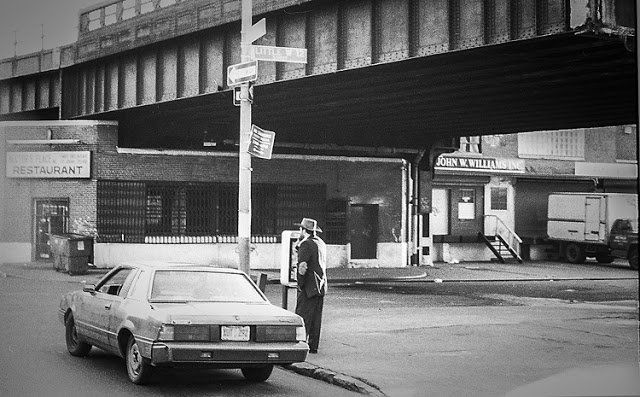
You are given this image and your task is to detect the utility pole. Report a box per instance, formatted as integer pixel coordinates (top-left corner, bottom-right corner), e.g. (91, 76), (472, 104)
(13, 30), (17, 57)
(237, 0), (253, 275)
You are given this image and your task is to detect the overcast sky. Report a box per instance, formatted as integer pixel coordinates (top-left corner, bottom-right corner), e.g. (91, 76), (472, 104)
(0, 0), (95, 59)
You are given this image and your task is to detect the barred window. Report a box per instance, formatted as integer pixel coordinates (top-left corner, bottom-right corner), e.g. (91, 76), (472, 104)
(490, 187), (508, 211)
(459, 136), (481, 153)
(97, 181), (146, 243)
(97, 181), (325, 243)
(518, 129), (585, 159)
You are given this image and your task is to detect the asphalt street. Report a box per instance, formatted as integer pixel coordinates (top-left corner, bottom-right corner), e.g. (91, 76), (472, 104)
(1, 260), (638, 396)
(0, 275), (359, 397)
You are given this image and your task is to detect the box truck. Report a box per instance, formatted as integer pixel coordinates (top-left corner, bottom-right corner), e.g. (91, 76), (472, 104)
(547, 192), (638, 268)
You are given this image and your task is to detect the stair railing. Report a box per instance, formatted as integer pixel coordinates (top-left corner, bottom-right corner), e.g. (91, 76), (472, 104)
(483, 215), (522, 259)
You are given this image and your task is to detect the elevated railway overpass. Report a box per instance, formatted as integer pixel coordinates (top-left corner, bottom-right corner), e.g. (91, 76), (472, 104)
(0, 0), (635, 160)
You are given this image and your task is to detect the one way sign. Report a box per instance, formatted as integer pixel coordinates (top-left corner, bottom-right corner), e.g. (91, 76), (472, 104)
(227, 60), (258, 86)
(248, 125), (275, 159)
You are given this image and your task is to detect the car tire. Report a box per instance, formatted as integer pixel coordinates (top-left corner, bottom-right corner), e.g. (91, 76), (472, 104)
(241, 365), (274, 382)
(595, 253), (614, 263)
(629, 246), (638, 270)
(65, 314), (92, 357)
(565, 243), (586, 264)
(126, 336), (152, 385)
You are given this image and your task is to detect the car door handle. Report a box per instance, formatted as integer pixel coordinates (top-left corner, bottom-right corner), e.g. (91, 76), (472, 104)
(104, 303), (112, 310)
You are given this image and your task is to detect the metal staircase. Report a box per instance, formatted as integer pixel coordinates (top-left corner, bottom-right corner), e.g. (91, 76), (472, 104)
(478, 215), (523, 263)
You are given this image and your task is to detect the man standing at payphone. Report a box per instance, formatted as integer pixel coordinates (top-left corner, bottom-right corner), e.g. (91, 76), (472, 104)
(294, 218), (327, 354)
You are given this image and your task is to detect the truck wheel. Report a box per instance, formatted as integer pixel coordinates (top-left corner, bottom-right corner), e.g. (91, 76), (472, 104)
(565, 243), (586, 264)
(629, 246), (638, 270)
(595, 253), (614, 263)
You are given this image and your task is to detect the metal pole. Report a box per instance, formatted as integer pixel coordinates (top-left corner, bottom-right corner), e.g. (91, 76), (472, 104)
(411, 161), (420, 266)
(237, 0), (252, 275)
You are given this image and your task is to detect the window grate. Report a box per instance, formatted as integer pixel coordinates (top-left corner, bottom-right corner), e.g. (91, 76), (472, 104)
(97, 181), (146, 243)
(97, 181), (326, 243)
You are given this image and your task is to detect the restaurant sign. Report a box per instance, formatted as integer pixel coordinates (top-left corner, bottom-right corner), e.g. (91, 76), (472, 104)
(6, 151), (91, 179)
(435, 155), (525, 173)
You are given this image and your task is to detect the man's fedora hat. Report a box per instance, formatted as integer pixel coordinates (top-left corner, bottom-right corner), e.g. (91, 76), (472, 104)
(294, 217), (322, 233)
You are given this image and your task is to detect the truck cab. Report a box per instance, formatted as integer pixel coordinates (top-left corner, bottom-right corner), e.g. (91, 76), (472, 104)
(609, 219), (638, 270)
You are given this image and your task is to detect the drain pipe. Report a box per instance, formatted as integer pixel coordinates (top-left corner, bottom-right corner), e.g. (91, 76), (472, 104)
(410, 150), (425, 266)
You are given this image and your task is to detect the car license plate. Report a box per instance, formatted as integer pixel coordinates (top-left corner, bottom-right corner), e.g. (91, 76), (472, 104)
(221, 325), (250, 341)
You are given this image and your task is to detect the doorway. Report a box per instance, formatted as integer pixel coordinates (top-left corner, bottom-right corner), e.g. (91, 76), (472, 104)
(34, 199), (69, 260)
(349, 204), (378, 259)
(584, 197), (601, 241)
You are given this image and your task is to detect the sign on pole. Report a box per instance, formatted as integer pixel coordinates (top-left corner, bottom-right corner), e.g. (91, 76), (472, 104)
(250, 45), (308, 64)
(246, 18), (266, 44)
(227, 60), (258, 86)
(248, 124), (275, 159)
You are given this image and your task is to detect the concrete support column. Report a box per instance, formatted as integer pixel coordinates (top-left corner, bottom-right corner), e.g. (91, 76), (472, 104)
(420, 170), (434, 266)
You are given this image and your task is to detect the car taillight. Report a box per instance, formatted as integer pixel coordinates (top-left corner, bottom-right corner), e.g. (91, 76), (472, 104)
(296, 326), (306, 342)
(174, 325), (210, 341)
(158, 324), (174, 341)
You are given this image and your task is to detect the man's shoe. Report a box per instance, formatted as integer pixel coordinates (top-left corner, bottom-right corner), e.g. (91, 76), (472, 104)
(309, 349), (318, 354)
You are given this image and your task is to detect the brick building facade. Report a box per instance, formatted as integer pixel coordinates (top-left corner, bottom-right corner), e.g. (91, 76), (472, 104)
(1, 120), (408, 268)
(424, 125), (638, 263)
(1, 121), (637, 268)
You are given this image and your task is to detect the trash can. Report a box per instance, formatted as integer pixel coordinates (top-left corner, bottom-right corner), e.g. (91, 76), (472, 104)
(49, 234), (94, 275)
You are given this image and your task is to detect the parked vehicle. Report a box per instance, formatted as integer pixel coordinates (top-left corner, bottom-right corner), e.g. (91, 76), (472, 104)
(59, 263), (308, 384)
(546, 192), (638, 267)
(608, 218), (638, 270)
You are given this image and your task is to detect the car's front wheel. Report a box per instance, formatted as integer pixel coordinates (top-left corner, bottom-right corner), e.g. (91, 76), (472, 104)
(65, 314), (91, 357)
(241, 365), (274, 382)
(126, 336), (152, 384)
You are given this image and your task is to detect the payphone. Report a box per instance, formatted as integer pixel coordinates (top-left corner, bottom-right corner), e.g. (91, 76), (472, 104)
(280, 230), (301, 311)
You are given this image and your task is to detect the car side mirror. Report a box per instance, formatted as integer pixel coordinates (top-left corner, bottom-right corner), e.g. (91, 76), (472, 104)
(83, 284), (96, 294)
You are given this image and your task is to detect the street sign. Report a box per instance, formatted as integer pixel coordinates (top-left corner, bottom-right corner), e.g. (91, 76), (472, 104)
(250, 45), (307, 64)
(248, 124), (275, 159)
(245, 18), (266, 44)
(227, 60), (258, 86)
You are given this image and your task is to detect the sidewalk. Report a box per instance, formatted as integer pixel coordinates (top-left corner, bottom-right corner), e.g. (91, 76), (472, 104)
(1, 259), (637, 396)
(1, 259), (635, 284)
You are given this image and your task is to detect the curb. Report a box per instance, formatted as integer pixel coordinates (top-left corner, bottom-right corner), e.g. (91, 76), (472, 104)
(353, 277), (639, 283)
(283, 362), (387, 396)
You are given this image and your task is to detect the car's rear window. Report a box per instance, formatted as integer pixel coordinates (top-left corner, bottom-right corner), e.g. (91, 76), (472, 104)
(150, 270), (266, 303)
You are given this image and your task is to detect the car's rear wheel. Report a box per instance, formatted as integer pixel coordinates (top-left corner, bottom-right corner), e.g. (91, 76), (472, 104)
(126, 336), (152, 384)
(241, 365), (274, 382)
(565, 243), (586, 264)
(65, 314), (91, 357)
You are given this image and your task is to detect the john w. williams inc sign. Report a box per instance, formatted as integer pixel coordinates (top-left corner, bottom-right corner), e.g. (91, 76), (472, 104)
(435, 155), (525, 173)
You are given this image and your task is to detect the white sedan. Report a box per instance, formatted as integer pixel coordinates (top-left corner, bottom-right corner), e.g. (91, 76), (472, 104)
(59, 263), (308, 384)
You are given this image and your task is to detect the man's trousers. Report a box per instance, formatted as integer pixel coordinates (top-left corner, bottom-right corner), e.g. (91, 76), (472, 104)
(295, 293), (324, 351)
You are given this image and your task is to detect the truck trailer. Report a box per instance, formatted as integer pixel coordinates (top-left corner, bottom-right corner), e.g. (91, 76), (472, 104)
(547, 192), (638, 267)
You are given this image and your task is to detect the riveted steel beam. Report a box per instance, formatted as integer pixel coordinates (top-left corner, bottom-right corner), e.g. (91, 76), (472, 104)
(0, 0), (606, 119)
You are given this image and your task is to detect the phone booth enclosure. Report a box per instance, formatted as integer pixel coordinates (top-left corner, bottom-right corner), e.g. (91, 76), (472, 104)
(280, 230), (301, 311)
